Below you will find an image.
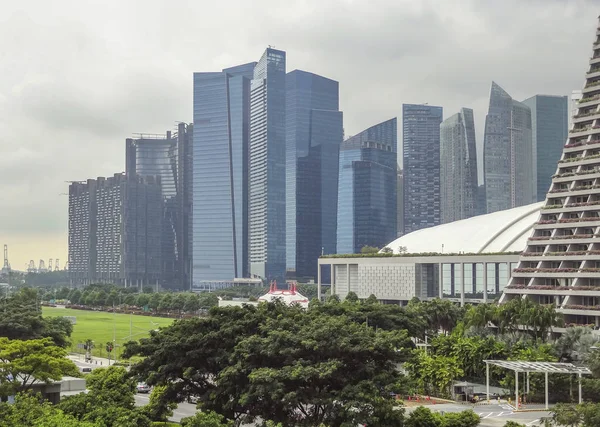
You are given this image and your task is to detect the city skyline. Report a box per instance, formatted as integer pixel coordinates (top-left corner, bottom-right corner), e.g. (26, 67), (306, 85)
(0, 1), (597, 268)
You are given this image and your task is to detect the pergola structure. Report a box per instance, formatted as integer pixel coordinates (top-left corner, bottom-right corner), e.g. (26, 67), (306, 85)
(484, 360), (592, 410)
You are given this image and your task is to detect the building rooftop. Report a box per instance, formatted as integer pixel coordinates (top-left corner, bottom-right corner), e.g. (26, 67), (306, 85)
(385, 202), (544, 254)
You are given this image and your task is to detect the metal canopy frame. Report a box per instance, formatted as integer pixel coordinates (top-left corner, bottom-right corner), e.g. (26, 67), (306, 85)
(484, 360), (592, 410)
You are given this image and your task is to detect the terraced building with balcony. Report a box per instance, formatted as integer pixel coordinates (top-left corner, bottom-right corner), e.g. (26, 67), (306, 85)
(500, 17), (600, 327)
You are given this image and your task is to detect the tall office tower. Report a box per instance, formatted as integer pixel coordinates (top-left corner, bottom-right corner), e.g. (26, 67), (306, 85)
(397, 166), (404, 237)
(192, 63), (255, 289)
(126, 127), (192, 289)
(286, 70), (343, 281)
(249, 48), (286, 281)
(501, 17), (600, 327)
(476, 184), (487, 216)
(337, 119), (397, 254)
(522, 95), (569, 202)
(402, 104), (443, 234)
(68, 173), (162, 287)
(176, 123), (193, 290)
(570, 90), (583, 130)
(484, 82), (534, 213)
(440, 108), (478, 223)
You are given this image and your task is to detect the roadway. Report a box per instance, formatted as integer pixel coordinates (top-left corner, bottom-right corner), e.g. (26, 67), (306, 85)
(411, 403), (551, 427)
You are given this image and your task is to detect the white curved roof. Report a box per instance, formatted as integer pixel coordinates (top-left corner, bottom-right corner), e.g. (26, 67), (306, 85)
(386, 202), (544, 254)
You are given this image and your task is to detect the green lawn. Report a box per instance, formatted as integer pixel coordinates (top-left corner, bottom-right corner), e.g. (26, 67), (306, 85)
(42, 306), (174, 359)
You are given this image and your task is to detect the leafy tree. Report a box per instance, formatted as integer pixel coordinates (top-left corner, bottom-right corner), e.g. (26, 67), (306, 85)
(143, 286), (155, 294)
(158, 294), (173, 313)
(184, 293), (201, 313)
(68, 289), (81, 304)
(406, 406), (441, 427)
(199, 293), (219, 309)
(171, 293), (187, 313)
(406, 350), (464, 398)
(0, 393), (98, 427)
(93, 290), (107, 307)
(381, 246), (393, 254)
(137, 293), (150, 308)
(42, 316), (74, 348)
(149, 292), (163, 311)
(407, 298), (462, 336)
(125, 302), (412, 426)
(502, 422), (526, 427)
(551, 403), (582, 427)
(56, 287), (71, 299)
(180, 411), (234, 427)
(106, 290), (119, 307)
(59, 366), (150, 427)
(442, 410), (480, 427)
(84, 291), (96, 306)
(123, 293), (136, 306)
(345, 291), (359, 303)
(142, 385), (177, 422)
(0, 337), (79, 396)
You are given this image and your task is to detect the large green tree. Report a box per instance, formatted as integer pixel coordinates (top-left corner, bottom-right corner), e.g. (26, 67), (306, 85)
(125, 302), (412, 426)
(0, 337), (79, 396)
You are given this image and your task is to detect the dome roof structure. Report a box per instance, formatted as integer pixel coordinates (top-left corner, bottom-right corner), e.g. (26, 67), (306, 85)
(385, 202), (544, 254)
(258, 282), (309, 308)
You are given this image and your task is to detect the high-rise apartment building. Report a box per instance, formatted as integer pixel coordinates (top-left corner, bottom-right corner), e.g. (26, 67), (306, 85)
(285, 70), (343, 280)
(522, 95), (569, 202)
(337, 119), (397, 254)
(484, 82), (534, 213)
(192, 63), (255, 289)
(126, 124), (192, 289)
(249, 48), (287, 281)
(440, 108), (478, 223)
(402, 104), (443, 234)
(570, 90), (583, 130)
(68, 173), (162, 287)
(502, 17), (600, 326)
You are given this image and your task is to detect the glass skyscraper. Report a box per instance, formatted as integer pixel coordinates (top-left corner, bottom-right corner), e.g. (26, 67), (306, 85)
(521, 95), (568, 202)
(440, 108), (478, 223)
(249, 48), (287, 281)
(484, 82), (534, 213)
(125, 125), (192, 289)
(402, 104), (443, 234)
(286, 70), (343, 280)
(192, 62), (255, 287)
(337, 119), (397, 254)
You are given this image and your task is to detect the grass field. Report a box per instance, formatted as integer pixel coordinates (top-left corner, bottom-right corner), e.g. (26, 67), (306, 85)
(42, 306), (174, 359)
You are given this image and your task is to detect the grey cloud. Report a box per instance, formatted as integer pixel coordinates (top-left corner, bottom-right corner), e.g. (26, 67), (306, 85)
(0, 0), (598, 268)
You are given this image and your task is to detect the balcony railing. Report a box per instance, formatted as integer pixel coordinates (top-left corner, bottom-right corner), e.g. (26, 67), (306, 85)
(560, 153), (600, 163)
(541, 204), (564, 210)
(521, 250), (600, 257)
(553, 169), (600, 178)
(528, 234), (596, 241)
(513, 267), (600, 273)
(579, 94), (600, 104)
(565, 201), (600, 208)
(564, 304), (600, 311)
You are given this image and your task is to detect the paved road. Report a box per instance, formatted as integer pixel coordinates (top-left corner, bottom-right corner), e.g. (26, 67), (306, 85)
(414, 403), (550, 427)
(134, 393), (199, 422)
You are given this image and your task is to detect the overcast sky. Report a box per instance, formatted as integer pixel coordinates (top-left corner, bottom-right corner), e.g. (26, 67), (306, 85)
(0, 0), (597, 270)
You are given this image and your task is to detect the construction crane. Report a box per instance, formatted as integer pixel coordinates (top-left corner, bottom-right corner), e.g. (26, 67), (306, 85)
(54, 259), (60, 271)
(38, 260), (47, 273)
(48, 259), (53, 272)
(27, 260), (37, 273)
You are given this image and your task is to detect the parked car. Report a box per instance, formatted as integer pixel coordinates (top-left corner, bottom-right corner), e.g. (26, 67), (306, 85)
(136, 382), (151, 393)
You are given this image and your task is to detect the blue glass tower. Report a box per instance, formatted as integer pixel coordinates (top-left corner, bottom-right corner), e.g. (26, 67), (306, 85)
(521, 95), (568, 202)
(192, 62), (255, 287)
(336, 119), (397, 254)
(286, 70), (343, 280)
(249, 48), (287, 281)
(402, 104), (443, 234)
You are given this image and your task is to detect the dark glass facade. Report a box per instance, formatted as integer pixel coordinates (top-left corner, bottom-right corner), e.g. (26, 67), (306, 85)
(521, 95), (568, 201)
(126, 125), (192, 289)
(249, 48), (286, 281)
(440, 108), (478, 223)
(484, 82), (534, 213)
(286, 70), (343, 280)
(402, 104), (443, 234)
(337, 118), (397, 254)
(192, 62), (255, 286)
